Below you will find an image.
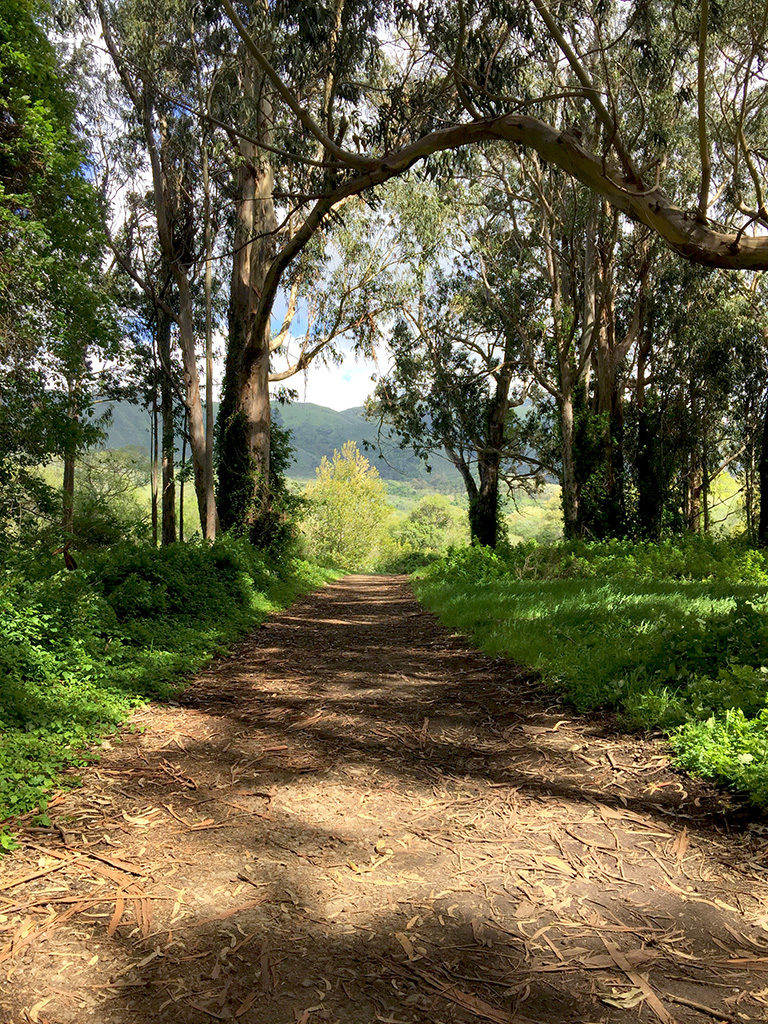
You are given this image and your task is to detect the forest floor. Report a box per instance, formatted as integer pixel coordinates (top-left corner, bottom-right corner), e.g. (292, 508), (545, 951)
(2, 575), (768, 1024)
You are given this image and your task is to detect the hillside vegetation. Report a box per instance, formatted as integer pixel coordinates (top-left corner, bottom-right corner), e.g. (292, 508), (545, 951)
(99, 400), (463, 489)
(414, 538), (768, 809)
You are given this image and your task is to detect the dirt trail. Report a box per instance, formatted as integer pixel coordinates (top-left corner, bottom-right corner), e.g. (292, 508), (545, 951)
(2, 575), (768, 1024)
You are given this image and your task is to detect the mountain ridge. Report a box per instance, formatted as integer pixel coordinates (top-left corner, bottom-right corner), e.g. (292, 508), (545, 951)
(99, 399), (461, 488)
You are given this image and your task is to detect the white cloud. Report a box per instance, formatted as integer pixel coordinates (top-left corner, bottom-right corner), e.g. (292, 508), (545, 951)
(282, 349), (381, 411)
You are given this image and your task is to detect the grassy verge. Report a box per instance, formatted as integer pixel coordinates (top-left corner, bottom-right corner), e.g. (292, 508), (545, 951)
(413, 538), (768, 808)
(0, 538), (334, 844)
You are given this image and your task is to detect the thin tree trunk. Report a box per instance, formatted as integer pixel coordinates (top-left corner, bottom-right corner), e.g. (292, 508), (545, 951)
(62, 382), (77, 535)
(158, 299), (176, 545)
(689, 461), (702, 532)
(758, 394), (768, 545)
(62, 451), (75, 535)
(180, 409), (187, 542)
(140, 86), (215, 538)
(175, 274), (211, 534)
(561, 390), (579, 539)
(202, 127), (217, 541)
(151, 394), (159, 546)
(702, 452), (711, 533)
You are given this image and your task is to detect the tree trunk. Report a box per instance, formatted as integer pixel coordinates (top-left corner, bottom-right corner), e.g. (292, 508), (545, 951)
(757, 394), (768, 545)
(157, 302), (176, 545)
(444, 446), (484, 544)
(62, 383), (77, 535)
(62, 450), (75, 535)
(140, 85), (215, 539)
(151, 395), (158, 545)
(472, 460), (500, 547)
(218, 55), (276, 536)
(179, 408), (187, 543)
(173, 274), (211, 535)
(561, 391), (579, 539)
(637, 406), (661, 539)
(689, 461), (703, 533)
(202, 123), (217, 540)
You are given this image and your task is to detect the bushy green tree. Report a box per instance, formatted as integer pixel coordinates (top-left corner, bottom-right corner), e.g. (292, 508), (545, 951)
(0, 0), (117, 540)
(302, 441), (390, 570)
(393, 495), (466, 553)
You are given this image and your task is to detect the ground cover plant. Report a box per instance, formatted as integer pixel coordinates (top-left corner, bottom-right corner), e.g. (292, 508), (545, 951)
(0, 539), (331, 843)
(413, 536), (768, 807)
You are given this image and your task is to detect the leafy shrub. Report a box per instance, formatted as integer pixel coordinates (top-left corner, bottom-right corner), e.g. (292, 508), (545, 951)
(425, 534), (768, 586)
(673, 710), (768, 807)
(0, 539), (331, 827)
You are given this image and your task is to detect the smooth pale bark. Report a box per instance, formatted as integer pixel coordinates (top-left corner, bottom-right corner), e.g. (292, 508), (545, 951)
(179, 408), (187, 543)
(175, 272), (212, 535)
(201, 126), (217, 540)
(250, 112), (768, 361)
(98, 11), (216, 538)
(560, 393), (579, 539)
(141, 91), (211, 536)
(157, 299), (176, 546)
(151, 389), (159, 545)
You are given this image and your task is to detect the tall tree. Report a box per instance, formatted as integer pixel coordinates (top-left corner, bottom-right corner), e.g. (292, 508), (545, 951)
(95, 0), (217, 536)
(0, 0), (117, 535)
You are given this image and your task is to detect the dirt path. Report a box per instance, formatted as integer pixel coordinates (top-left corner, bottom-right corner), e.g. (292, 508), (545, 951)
(2, 575), (768, 1024)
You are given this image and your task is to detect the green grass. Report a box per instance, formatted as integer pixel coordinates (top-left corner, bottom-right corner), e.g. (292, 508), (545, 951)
(0, 539), (334, 845)
(413, 538), (768, 808)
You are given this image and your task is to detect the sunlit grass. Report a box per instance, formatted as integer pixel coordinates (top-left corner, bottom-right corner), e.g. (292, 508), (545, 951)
(414, 540), (768, 806)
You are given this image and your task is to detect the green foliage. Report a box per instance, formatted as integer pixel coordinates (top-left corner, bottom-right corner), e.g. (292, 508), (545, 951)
(302, 441), (390, 570)
(0, 540), (331, 827)
(673, 710), (768, 807)
(505, 484), (563, 544)
(377, 493), (467, 571)
(72, 448), (151, 546)
(0, 0), (119, 541)
(414, 537), (768, 807)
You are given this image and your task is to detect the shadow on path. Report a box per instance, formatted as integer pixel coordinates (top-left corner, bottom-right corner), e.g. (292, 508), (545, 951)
(2, 575), (768, 1024)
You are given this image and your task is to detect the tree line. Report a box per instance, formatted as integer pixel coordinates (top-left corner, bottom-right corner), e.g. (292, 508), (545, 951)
(3, 0), (768, 551)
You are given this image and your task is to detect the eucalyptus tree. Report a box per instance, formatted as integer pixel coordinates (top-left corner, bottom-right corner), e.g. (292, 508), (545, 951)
(200, 0), (768, 542)
(94, 0), (221, 537)
(360, 178), (547, 547)
(214, 0), (389, 537)
(80, 0), (768, 546)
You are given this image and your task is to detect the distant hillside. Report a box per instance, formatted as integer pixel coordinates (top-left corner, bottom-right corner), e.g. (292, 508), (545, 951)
(273, 403), (460, 486)
(97, 400), (462, 489)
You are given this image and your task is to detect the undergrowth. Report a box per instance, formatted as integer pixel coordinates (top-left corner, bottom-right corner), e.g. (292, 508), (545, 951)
(413, 537), (768, 808)
(0, 538), (332, 844)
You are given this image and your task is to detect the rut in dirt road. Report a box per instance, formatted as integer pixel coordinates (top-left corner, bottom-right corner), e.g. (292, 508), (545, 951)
(2, 575), (768, 1024)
